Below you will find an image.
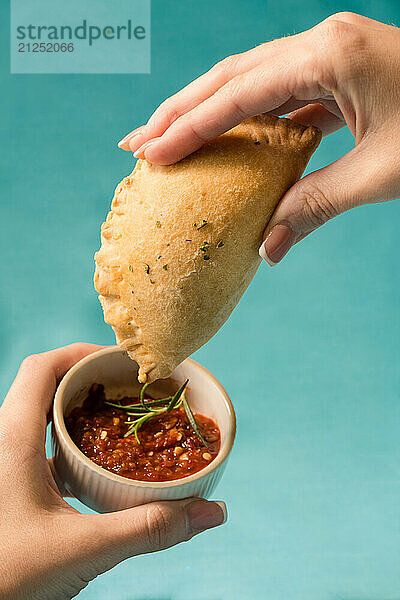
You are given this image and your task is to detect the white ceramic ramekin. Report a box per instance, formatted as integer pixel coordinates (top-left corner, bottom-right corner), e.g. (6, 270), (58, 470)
(52, 347), (236, 513)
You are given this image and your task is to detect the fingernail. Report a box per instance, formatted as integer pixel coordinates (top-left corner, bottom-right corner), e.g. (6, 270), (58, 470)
(259, 223), (296, 266)
(117, 127), (145, 149)
(187, 500), (227, 533)
(132, 137), (160, 158)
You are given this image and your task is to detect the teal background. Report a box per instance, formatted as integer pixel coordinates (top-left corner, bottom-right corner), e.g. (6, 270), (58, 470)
(1, 1), (400, 599)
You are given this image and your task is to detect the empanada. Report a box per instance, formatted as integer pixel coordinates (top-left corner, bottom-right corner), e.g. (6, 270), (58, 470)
(95, 115), (321, 383)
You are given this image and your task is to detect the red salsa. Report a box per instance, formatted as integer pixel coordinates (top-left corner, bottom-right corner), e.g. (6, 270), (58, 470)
(66, 384), (221, 482)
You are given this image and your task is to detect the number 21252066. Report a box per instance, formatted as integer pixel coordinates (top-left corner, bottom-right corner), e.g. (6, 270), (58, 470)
(18, 42), (74, 52)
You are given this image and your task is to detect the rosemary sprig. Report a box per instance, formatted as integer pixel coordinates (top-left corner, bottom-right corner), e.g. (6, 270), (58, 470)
(182, 397), (209, 447)
(125, 412), (154, 443)
(140, 382), (150, 408)
(166, 380), (188, 413)
(105, 397), (173, 411)
(104, 379), (208, 447)
(126, 380), (188, 442)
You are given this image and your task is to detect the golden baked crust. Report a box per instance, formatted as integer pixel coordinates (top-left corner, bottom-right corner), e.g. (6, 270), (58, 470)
(94, 115), (321, 382)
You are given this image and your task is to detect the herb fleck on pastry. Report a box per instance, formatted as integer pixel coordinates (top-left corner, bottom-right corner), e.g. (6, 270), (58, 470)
(94, 115), (321, 383)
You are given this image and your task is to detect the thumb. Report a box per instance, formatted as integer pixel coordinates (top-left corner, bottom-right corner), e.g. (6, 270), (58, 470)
(67, 498), (226, 579)
(258, 140), (387, 265)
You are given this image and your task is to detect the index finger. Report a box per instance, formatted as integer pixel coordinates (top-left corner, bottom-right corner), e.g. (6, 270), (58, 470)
(138, 62), (302, 164)
(1, 343), (104, 442)
(136, 23), (336, 165)
(119, 33), (303, 152)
